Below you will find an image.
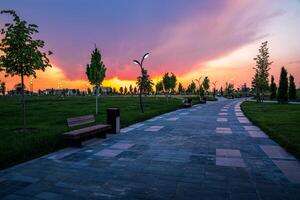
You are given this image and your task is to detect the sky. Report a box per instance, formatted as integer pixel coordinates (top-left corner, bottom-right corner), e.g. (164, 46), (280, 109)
(0, 0), (300, 91)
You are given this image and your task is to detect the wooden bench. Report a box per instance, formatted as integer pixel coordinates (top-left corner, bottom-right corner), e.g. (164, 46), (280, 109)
(182, 97), (192, 108)
(63, 115), (111, 147)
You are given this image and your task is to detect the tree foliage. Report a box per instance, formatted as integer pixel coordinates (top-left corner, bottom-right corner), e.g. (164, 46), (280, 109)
(252, 41), (272, 102)
(136, 68), (153, 94)
(155, 80), (163, 94)
(277, 67), (288, 103)
(0, 81), (5, 95)
(202, 76), (210, 94)
(0, 10), (52, 129)
(270, 75), (277, 100)
(86, 46), (106, 114)
(289, 74), (297, 100)
(178, 82), (184, 94)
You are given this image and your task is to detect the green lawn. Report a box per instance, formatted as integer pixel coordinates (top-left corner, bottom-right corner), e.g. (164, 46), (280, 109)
(241, 101), (300, 159)
(0, 96), (182, 169)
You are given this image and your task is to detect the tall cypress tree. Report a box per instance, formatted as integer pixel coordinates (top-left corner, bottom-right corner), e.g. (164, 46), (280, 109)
(277, 67), (288, 103)
(252, 41), (272, 102)
(270, 75), (277, 100)
(289, 74), (297, 100)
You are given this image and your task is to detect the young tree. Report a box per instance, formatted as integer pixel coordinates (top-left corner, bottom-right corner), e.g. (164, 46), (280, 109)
(86, 46), (106, 115)
(155, 80), (163, 94)
(277, 67), (288, 103)
(190, 81), (196, 94)
(119, 87), (124, 95)
(133, 87), (137, 95)
(124, 86), (128, 95)
(163, 73), (171, 98)
(170, 73), (177, 94)
(289, 74), (297, 100)
(0, 10), (52, 129)
(129, 84), (133, 96)
(0, 81), (5, 95)
(202, 76), (210, 95)
(270, 75), (277, 100)
(220, 87), (223, 96)
(212, 81), (217, 97)
(136, 68), (153, 95)
(178, 82), (184, 94)
(252, 41), (272, 102)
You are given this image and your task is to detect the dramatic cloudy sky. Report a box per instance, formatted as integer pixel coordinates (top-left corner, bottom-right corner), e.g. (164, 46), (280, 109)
(0, 0), (300, 90)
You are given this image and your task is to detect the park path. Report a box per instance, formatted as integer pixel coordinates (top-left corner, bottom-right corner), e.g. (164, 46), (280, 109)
(1, 99), (300, 200)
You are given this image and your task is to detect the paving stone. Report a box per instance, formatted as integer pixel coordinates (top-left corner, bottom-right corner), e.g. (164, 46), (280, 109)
(216, 149), (241, 157)
(218, 112), (228, 116)
(166, 117), (179, 121)
(217, 118), (227, 122)
(243, 125), (260, 131)
(248, 130), (268, 138)
(120, 127), (135, 133)
(216, 157), (246, 168)
(260, 145), (295, 160)
(94, 149), (123, 157)
(110, 142), (134, 150)
(144, 126), (164, 132)
(36, 192), (63, 200)
(272, 160), (300, 183)
(179, 112), (189, 115)
(216, 127), (232, 134)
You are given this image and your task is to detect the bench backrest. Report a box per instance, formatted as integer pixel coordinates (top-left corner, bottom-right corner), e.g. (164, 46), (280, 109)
(67, 115), (95, 127)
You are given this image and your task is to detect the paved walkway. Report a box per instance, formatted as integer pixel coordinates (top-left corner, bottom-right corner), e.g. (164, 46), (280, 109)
(1, 99), (300, 200)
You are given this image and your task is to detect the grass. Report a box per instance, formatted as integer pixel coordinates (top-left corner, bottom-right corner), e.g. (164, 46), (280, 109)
(0, 96), (182, 169)
(241, 101), (300, 160)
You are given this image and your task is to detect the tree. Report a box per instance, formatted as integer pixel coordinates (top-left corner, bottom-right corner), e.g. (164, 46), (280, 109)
(212, 81), (217, 97)
(87, 87), (92, 95)
(155, 80), (163, 94)
(178, 82), (184, 94)
(129, 84), (133, 96)
(289, 74), (297, 100)
(0, 81), (5, 95)
(163, 73), (171, 96)
(119, 87), (124, 95)
(225, 82), (234, 98)
(124, 86), (128, 95)
(202, 76), (210, 95)
(0, 10), (52, 130)
(133, 87), (137, 95)
(190, 81), (196, 94)
(136, 68), (153, 95)
(252, 41), (272, 102)
(170, 73), (177, 94)
(277, 67), (288, 103)
(270, 75), (277, 100)
(220, 87), (223, 96)
(86, 46), (106, 115)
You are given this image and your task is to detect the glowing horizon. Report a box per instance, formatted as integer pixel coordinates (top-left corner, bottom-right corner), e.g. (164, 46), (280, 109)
(0, 0), (299, 91)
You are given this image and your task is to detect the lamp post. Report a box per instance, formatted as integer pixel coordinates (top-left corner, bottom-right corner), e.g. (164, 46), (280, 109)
(133, 53), (149, 113)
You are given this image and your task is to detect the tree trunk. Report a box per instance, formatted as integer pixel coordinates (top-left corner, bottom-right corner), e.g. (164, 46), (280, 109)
(21, 74), (26, 130)
(96, 86), (99, 115)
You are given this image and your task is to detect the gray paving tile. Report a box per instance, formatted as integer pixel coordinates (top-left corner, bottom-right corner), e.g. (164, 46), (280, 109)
(273, 160), (300, 183)
(216, 157), (246, 168)
(216, 149), (241, 157)
(248, 130), (268, 138)
(260, 145), (295, 160)
(94, 149), (123, 157)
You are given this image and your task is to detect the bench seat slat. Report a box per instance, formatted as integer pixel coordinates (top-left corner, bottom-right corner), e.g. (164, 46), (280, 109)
(67, 115), (95, 127)
(64, 124), (111, 138)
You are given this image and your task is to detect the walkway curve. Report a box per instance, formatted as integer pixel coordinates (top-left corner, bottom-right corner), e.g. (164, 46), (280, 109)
(1, 99), (300, 200)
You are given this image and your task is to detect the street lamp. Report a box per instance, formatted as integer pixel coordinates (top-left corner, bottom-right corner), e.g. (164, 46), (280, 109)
(133, 53), (150, 113)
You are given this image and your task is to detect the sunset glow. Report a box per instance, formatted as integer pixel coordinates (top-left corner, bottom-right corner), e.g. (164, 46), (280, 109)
(0, 0), (299, 91)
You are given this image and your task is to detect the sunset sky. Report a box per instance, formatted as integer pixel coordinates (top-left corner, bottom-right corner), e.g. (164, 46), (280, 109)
(0, 0), (299, 91)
